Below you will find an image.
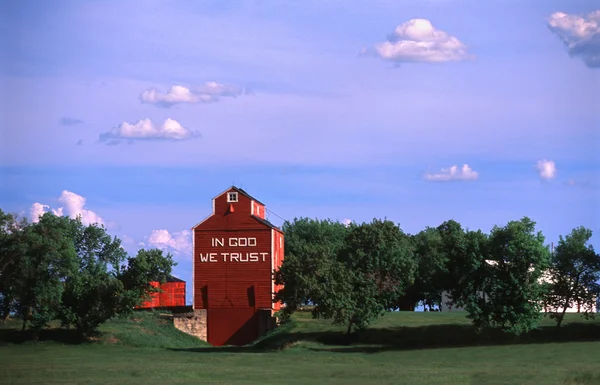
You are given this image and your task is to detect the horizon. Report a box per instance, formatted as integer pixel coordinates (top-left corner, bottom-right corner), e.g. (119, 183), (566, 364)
(1, 0), (598, 305)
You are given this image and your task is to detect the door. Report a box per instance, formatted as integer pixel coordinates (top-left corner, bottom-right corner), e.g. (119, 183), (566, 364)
(208, 308), (258, 346)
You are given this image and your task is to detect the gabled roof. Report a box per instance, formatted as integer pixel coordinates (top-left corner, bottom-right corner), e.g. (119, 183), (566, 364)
(252, 215), (282, 232)
(166, 275), (185, 283)
(216, 186), (265, 206)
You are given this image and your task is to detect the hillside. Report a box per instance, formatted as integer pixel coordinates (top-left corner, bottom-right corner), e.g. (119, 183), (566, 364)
(2, 311), (600, 384)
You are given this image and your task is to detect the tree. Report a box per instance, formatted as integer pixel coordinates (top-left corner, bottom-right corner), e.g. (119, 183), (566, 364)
(0, 209), (27, 321)
(57, 216), (130, 336)
(445, 227), (490, 328)
(10, 213), (79, 336)
(544, 227), (600, 327)
(312, 219), (417, 335)
(117, 248), (176, 312)
(274, 218), (349, 321)
(405, 227), (447, 311)
(482, 217), (550, 334)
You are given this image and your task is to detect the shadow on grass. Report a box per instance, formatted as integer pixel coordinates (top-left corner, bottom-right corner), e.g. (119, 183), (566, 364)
(168, 322), (600, 354)
(0, 327), (92, 346)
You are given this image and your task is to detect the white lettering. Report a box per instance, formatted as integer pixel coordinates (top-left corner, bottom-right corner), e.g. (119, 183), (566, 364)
(225, 237), (257, 247)
(201, 250), (268, 262)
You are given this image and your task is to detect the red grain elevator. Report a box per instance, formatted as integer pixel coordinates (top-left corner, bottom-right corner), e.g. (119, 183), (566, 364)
(192, 186), (284, 346)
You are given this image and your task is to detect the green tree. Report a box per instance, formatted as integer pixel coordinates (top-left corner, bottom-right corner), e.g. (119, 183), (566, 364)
(274, 218), (349, 321)
(483, 217), (550, 334)
(544, 227), (600, 327)
(57, 216), (130, 336)
(0, 209), (26, 321)
(444, 227), (490, 328)
(117, 248), (176, 312)
(407, 227), (447, 311)
(11, 213), (79, 336)
(313, 219), (417, 335)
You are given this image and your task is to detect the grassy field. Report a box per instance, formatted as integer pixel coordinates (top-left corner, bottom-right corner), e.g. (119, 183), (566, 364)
(2, 311), (600, 385)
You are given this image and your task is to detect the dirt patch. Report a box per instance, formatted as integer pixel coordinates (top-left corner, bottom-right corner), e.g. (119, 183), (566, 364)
(105, 336), (119, 344)
(131, 318), (143, 323)
(141, 328), (156, 335)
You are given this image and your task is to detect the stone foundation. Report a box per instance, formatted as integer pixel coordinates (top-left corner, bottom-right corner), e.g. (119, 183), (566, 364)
(171, 309), (207, 342)
(169, 308), (278, 344)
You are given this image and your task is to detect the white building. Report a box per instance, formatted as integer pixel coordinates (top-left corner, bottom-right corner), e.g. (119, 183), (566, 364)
(440, 260), (598, 313)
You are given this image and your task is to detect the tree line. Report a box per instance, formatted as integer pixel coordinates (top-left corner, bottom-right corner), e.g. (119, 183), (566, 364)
(0, 209), (175, 339)
(274, 217), (600, 335)
(2, 206), (598, 340)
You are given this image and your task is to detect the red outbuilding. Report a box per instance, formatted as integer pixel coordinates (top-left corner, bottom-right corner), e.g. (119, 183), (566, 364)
(136, 276), (186, 309)
(192, 186), (284, 346)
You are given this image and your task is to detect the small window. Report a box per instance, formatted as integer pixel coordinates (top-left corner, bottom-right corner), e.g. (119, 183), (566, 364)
(227, 192), (238, 202)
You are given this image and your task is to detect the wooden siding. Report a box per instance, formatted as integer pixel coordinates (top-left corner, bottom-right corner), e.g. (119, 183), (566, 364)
(136, 281), (186, 309)
(137, 281), (160, 309)
(194, 229), (273, 309)
(252, 201), (266, 219)
(192, 186), (284, 345)
(273, 230), (285, 311)
(198, 189), (268, 230)
(208, 308), (258, 346)
(159, 282), (186, 307)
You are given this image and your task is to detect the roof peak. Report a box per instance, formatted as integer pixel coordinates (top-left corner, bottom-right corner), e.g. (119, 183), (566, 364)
(227, 186), (265, 206)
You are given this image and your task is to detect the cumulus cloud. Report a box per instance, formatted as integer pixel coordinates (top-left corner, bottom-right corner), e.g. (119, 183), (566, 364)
(548, 10), (600, 68)
(536, 159), (557, 180)
(30, 203), (50, 224)
(360, 18), (473, 64)
(342, 218), (352, 227)
(60, 116), (84, 126)
(99, 118), (200, 144)
(30, 190), (104, 226)
(140, 82), (246, 108)
(142, 229), (192, 256)
(424, 164), (479, 182)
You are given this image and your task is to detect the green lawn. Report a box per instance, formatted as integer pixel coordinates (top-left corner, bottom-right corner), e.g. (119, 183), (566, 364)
(2, 311), (600, 385)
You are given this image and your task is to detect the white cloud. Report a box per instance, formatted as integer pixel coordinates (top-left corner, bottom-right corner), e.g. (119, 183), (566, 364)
(548, 10), (600, 68)
(143, 229), (192, 256)
(536, 159), (557, 180)
(30, 203), (50, 223)
(140, 82), (246, 108)
(342, 218), (352, 227)
(360, 18), (473, 64)
(30, 190), (104, 226)
(424, 164), (479, 182)
(99, 118), (200, 143)
(121, 235), (135, 245)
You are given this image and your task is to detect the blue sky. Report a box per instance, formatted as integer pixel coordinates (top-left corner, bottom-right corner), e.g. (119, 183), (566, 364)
(1, 0), (599, 305)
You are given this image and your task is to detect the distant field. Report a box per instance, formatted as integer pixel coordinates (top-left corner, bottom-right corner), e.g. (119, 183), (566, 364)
(2, 311), (600, 385)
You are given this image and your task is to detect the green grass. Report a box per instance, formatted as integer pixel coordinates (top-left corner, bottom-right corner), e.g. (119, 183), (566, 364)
(2, 311), (600, 384)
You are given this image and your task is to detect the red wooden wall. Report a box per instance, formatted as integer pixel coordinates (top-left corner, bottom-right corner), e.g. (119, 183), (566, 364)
(138, 281), (160, 308)
(192, 186), (285, 346)
(136, 279), (186, 309)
